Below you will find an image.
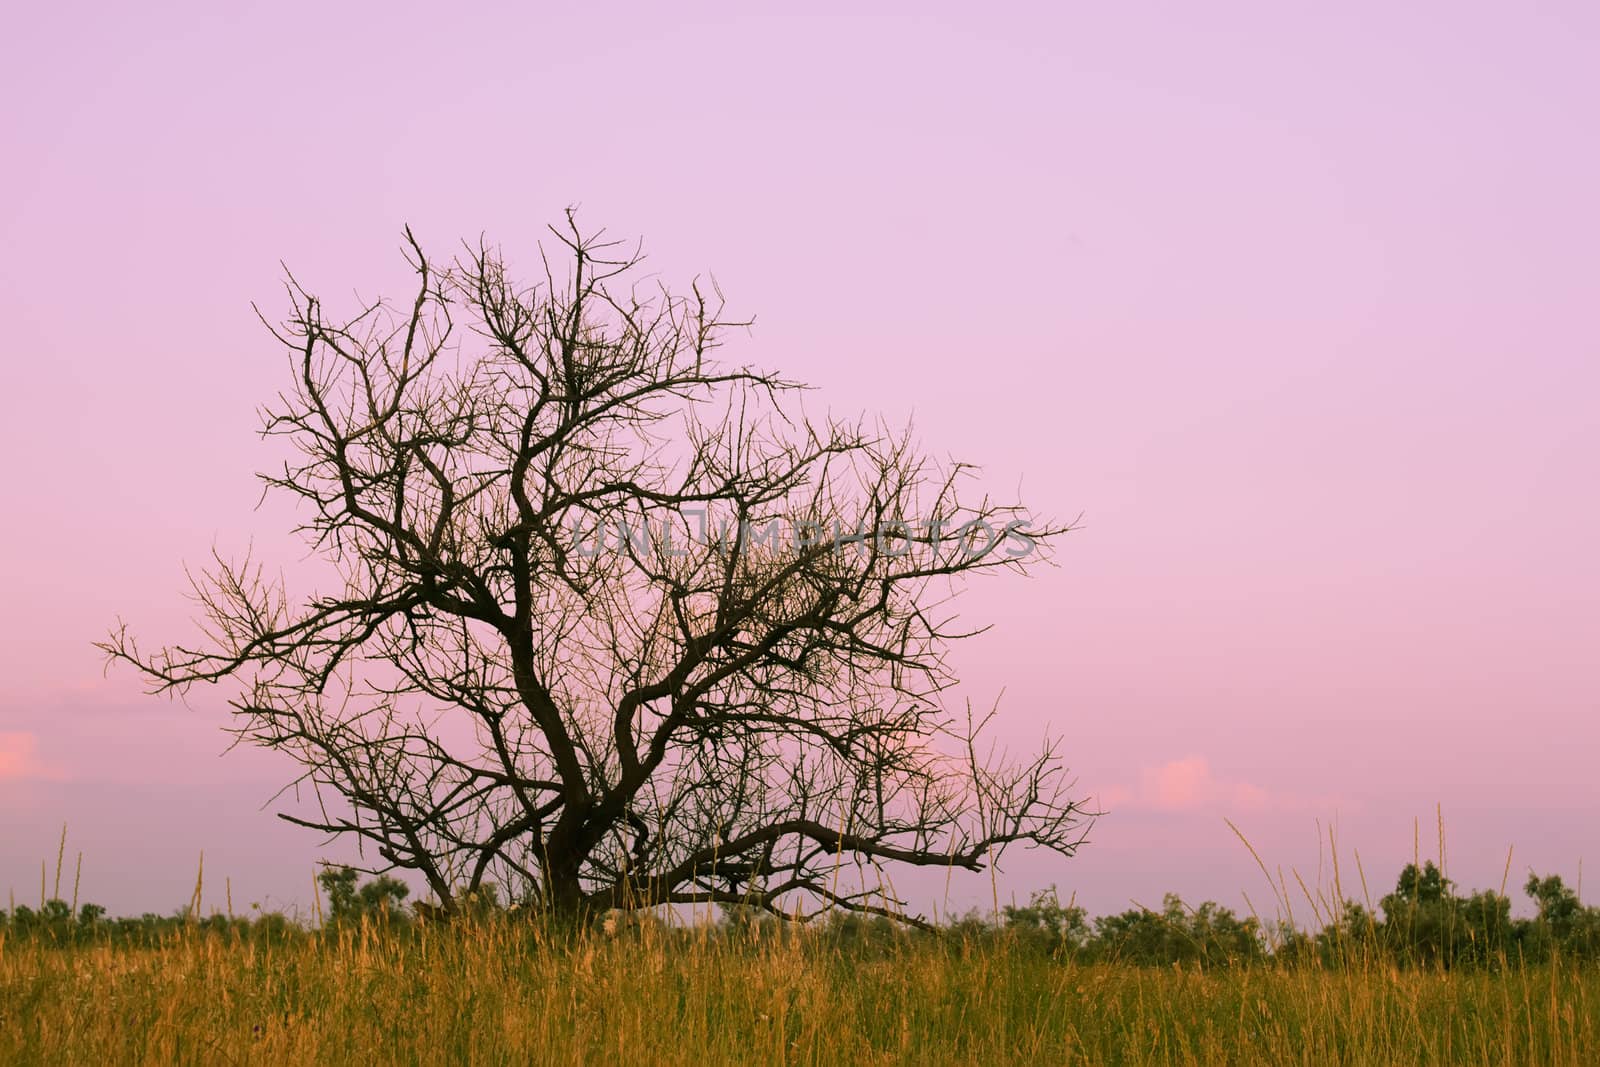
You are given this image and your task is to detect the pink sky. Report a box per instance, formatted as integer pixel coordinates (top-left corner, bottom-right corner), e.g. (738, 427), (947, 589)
(2, 2), (1596, 921)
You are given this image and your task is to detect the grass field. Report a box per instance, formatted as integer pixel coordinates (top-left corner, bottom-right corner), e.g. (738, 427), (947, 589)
(3, 916), (1596, 1066)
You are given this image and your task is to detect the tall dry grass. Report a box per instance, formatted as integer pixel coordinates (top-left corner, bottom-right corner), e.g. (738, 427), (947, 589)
(2, 912), (1596, 1065)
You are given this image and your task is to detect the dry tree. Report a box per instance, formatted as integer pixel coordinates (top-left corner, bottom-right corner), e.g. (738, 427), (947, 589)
(104, 212), (1090, 924)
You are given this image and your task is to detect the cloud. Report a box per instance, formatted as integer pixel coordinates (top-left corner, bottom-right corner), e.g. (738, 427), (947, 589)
(1098, 756), (1270, 814)
(0, 732), (64, 781)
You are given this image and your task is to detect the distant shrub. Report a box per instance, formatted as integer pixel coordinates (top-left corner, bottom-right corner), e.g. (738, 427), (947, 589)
(7, 863), (1600, 968)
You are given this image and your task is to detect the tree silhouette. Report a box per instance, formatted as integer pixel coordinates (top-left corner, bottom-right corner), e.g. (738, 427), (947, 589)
(103, 212), (1089, 922)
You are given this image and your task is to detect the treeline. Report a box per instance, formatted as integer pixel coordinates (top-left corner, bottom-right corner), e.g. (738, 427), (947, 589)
(970, 862), (1600, 968)
(4, 861), (1598, 968)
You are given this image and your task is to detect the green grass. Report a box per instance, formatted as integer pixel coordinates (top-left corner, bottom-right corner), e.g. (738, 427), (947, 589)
(3, 917), (1596, 1065)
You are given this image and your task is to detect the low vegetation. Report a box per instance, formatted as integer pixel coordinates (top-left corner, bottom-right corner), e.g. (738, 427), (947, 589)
(3, 861), (1597, 1064)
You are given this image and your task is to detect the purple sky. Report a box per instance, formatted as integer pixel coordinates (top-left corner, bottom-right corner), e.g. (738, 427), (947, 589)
(2, 3), (1596, 922)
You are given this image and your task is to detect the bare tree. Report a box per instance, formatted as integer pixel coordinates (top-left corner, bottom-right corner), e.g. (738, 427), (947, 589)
(103, 213), (1090, 924)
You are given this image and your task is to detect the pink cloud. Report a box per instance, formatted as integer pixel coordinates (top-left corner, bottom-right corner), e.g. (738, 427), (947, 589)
(1100, 756), (1270, 814)
(0, 732), (63, 781)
